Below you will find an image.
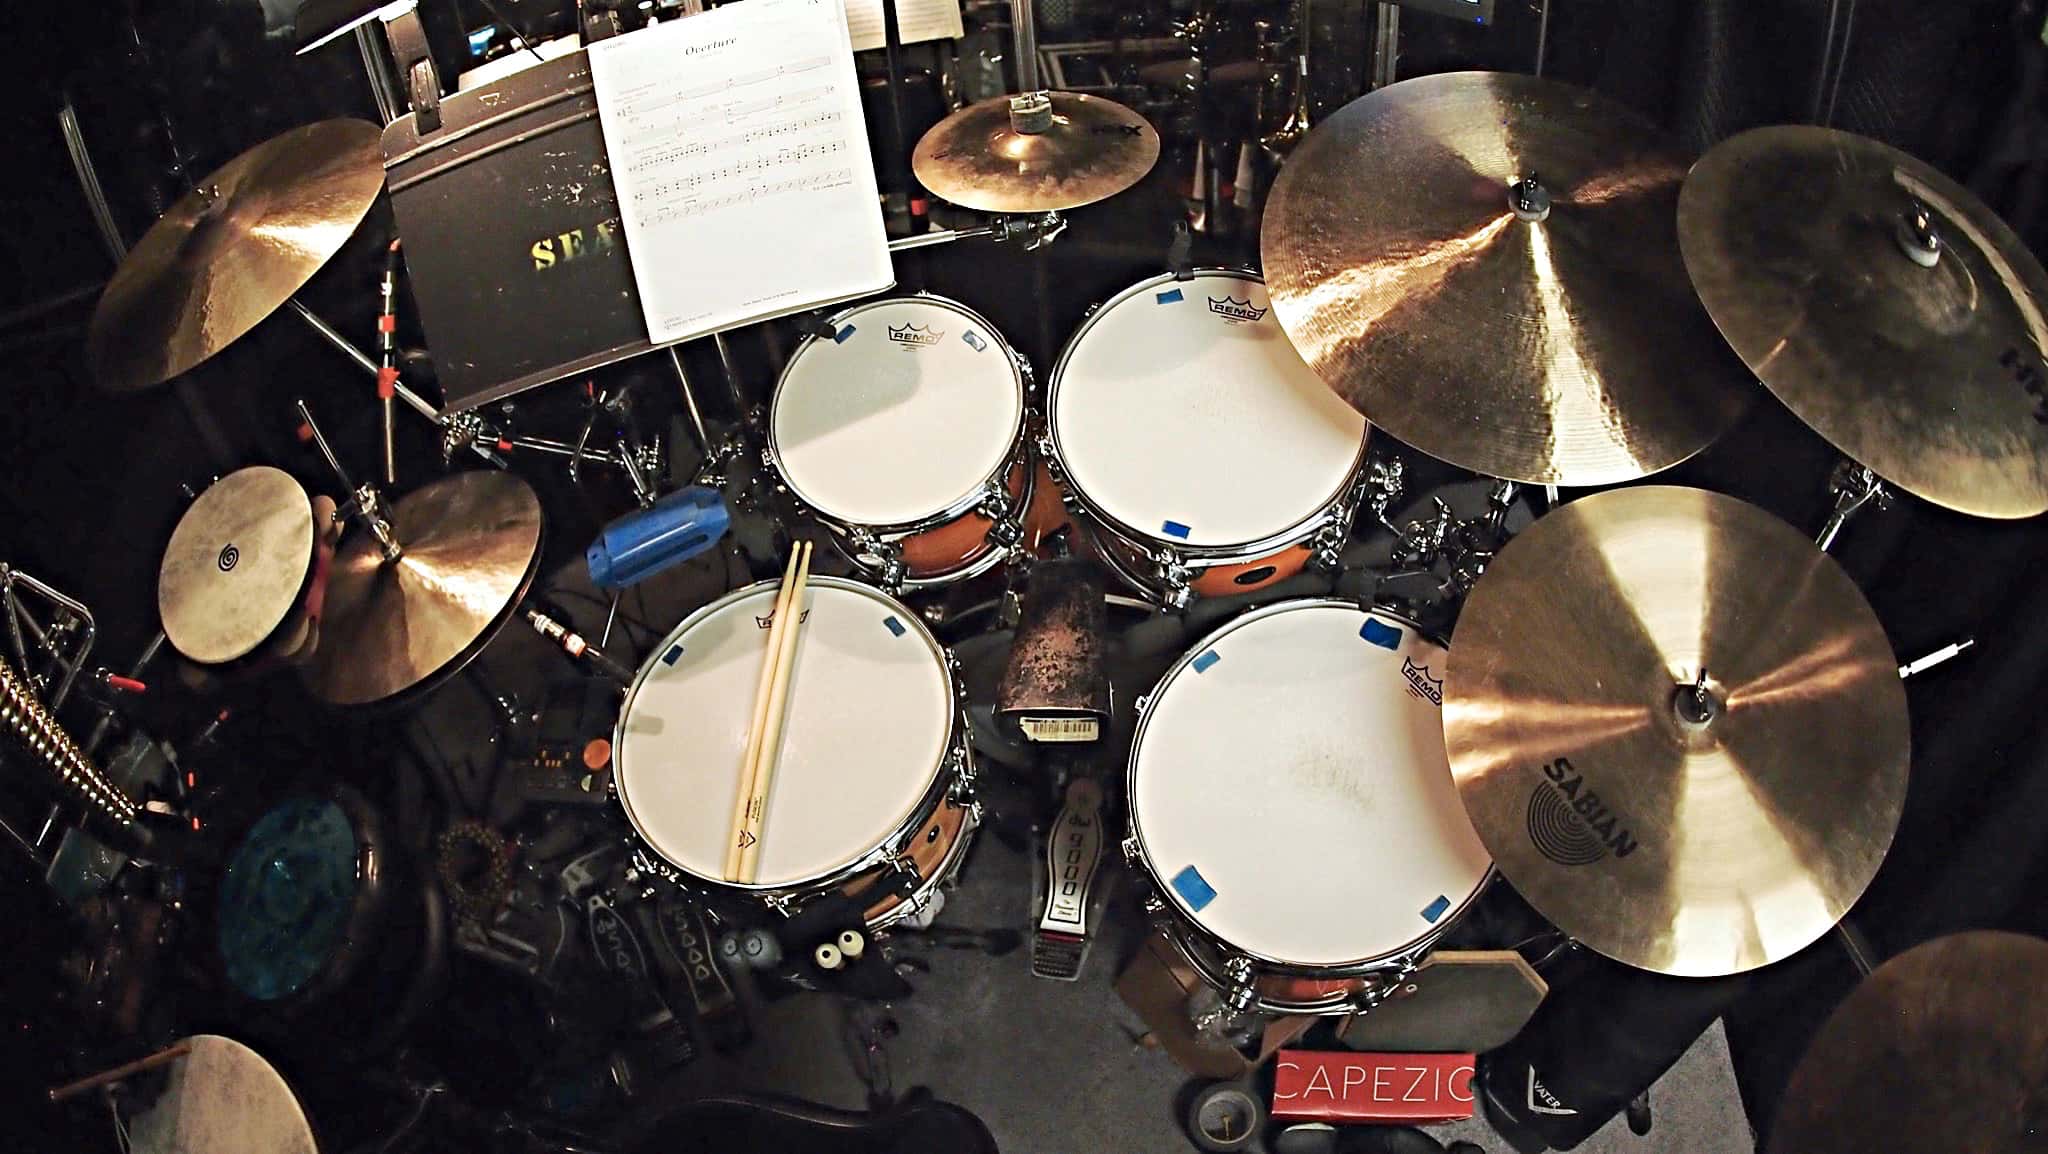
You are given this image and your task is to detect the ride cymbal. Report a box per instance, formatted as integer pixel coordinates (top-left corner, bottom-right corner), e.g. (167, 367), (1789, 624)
(1679, 125), (2048, 518)
(1768, 931), (2048, 1154)
(1261, 72), (1753, 486)
(159, 467), (317, 665)
(302, 471), (542, 706)
(88, 119), (385, 392)
(912, 92), (1160, 213)
(1444, 486), (1908, 977)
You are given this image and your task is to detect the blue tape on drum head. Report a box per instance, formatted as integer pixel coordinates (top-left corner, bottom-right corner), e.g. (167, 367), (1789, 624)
(1421, 894), (1451, 923)
(1171, 865), (1217, 912)
(1155, 288), (1184, 304)
(962, 330), (987, 352)
(883, 615), (906, 637)
(1191, 649), (1221, 673)
(833, 325), (856, 344)
(1161, 520), (1192, 539)
(662, 644), (684, 666)
(1360, 619), (1403, 650)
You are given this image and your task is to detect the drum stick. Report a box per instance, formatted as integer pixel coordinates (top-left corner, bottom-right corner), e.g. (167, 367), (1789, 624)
(48, 1041), (192, 1103)
(736, 543), (813, 883)
(724, 545), (804, 880)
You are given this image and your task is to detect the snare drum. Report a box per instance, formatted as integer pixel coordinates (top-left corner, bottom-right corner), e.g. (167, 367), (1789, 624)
(1125, 601), (1492, 1015)
(770, 295), (1033, 590)
(614, 577), (977, 928)
(1047, 270), (1370, 607)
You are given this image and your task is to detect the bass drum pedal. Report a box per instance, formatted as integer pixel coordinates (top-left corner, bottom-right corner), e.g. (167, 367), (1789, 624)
(1031, 773), (1110, 981)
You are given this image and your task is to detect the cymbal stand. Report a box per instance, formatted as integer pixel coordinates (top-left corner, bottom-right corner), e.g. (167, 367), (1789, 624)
(1260, 0), (1314, 162)
(0, 565), (95, 713)
(296, 399), (404, 563)
(1814, 459), (1893, 552)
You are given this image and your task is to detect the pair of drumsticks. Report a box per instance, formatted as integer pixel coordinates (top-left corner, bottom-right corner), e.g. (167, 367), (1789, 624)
(724, 542), (813, 882)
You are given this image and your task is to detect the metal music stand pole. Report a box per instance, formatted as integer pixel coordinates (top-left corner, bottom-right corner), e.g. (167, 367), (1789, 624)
(880, 0), (919, 237)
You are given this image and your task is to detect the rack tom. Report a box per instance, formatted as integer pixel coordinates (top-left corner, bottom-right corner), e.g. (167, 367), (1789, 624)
(1047, 270), (1370, 607)
(769, 295), (1035, 590)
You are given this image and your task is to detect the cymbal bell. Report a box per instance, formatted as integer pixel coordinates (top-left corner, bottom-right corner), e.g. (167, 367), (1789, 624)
(1261, 72), (1754, 486)
(912, 92), (1160, 214)
(1768, 931), (2048, 1154)
(301, 471), (543, 707)
(88, 119), (385, 393)
(1679, 125), (2048, 518)
(1444, 486), (1908, 977)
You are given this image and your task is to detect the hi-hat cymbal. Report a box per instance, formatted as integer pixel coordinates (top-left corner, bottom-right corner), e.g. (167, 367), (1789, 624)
(302, 471), (542, 706)
(1768, 931), (2048, 1154)
(1679, 125), (2048, 519)
(1261, 72), (1753, 486)
(912, 92), (1160, 213)
(159, 466), (316, 665)
(88, 119), (385, 393)
(1444, 486), (1908, 977)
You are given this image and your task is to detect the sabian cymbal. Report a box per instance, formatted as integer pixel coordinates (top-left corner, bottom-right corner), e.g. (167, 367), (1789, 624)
(1261, 72), (1753, 486)
(302, 471), (542, 706)
(912, 92), (1160, 213)
(1679, 125), (2048, 519)
(159, 467), (316, 665)
(1768, 931), (2048, 1154)
(1444, 486), (1908, 977)
(88, 119), (385, 392)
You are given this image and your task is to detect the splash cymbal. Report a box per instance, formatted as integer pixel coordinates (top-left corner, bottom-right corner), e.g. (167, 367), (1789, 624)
(1768, 931), (2048, 1154)
(1261, 72), (1753, 485)
(88, 119), (385, 392)
(1444, 486), (1908, 977)
(301, 471), (542, 706)
(159, 467), (316, 665)
(1679, 125), (2048, 518)
(912, 92), (1160, 213)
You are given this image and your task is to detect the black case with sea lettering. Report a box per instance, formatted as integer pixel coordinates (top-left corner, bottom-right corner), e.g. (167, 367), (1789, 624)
(382, 50), (655, 413)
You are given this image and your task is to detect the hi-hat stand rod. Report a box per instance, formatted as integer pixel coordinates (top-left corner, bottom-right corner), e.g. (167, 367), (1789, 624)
(288, 300), (441, 421)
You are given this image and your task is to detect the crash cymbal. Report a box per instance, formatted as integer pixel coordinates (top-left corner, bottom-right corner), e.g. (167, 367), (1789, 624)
(1768, 931), (2048, 1154)
(1679, 125), (2048, 519)
(1444, 486), (1908, 977)
(302, 471), (542, 706)
(912, 92), (1160, 213)
(88, 119), (385, 392)
(159, 467), (316, 665)
(1261, 72), (1753, 486)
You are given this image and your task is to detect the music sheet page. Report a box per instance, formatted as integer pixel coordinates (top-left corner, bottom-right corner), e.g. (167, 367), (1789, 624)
(843, 0), (964, 51)
(588, 0), (892, 344)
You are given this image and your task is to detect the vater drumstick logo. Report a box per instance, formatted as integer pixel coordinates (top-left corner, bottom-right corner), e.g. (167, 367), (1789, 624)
(1401, 657), (1443, 705)
(754, 609), (810, 629)
(1525, 756), (1639, 865)
(1207, 296), (1268, 323)
(888, 323), (944, 347)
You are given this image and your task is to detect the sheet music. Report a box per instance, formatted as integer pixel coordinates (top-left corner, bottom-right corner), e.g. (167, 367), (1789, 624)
(588, 0), (891, 345)
(843, 0), (964, 51)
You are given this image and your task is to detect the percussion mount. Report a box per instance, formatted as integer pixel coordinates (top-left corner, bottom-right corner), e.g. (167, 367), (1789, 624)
(1815, 460), (1893, 553)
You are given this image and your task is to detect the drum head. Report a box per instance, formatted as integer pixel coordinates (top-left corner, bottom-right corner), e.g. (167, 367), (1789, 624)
(159, 466), (314, 664)
(1051, 272), (1367, 549)
(128, 1035), (317, 1154)
(218, 797), (362, 1002)
(1130, 603), (1490, 968)
(772, 297), (1023, 527)
(615, 578), (955, 889)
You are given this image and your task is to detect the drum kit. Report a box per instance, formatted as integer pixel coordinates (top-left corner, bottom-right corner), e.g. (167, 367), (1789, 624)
(59, 10), (2048, 1126)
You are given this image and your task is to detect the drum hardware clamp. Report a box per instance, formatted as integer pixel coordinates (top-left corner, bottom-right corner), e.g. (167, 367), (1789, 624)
(1816, 460), (1894, 553)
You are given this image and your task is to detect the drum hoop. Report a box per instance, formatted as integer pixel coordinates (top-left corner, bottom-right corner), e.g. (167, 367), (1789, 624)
(814, 450), (1039, 591)
(1125, 599), (1489, 974)
(769, 293), (1028, 534)
(1045, 268), (1371, 559)
(612, 576), (966, 897)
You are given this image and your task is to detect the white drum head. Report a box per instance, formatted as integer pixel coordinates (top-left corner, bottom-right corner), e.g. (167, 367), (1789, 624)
(128, 1035), (316, 1154)
(1130, 603), (1490, 968)
(1051, 272), (1367, 548)
(615, 578), (955, 889)
(773, 297), (1023, 527)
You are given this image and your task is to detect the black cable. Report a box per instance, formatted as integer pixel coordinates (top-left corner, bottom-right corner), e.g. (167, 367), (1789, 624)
(1821, 0), (1860, 129)
(470, 0), (549, 62)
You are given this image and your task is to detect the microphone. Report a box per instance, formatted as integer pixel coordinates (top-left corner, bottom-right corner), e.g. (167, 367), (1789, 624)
(585, 486), (729, 591)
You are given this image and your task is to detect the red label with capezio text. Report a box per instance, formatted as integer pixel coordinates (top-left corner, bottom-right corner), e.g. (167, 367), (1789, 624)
(1270, 1051), (1477, 1124)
